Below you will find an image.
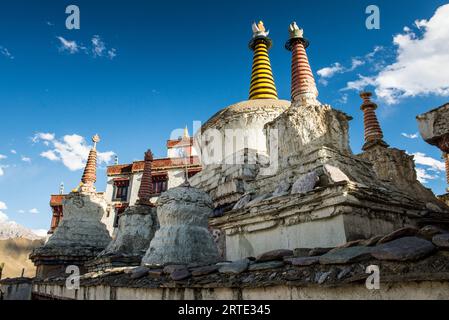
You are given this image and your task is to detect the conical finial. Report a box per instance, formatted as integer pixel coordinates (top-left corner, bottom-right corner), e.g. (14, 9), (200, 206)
(80, 134), (100, 193)
(288, 21), (304, 40)
(183, 126), (190, 139)
(92, 134), (100, 149)
(138, 149), (154, 205)
(248, 21), (278, 100)
(286, 21), (317, 105)
(359, 92), (389, 150)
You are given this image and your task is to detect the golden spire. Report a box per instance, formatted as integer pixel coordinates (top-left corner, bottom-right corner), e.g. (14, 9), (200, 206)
(248, 21), (278, 100)
(183, 126), (190, 139)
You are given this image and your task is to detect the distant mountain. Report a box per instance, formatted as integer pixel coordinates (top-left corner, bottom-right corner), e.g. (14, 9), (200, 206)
(0, 221), (46, 241)
(0, 237), (44, 278)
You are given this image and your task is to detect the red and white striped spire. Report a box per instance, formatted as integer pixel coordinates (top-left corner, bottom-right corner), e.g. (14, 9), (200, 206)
(285, 22), (319, 105)
(360, 92), (389, 151)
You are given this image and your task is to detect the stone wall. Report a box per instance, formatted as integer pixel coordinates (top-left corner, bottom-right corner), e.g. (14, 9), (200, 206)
(0, 278), (32, 300)
(31, 281), (449, 300)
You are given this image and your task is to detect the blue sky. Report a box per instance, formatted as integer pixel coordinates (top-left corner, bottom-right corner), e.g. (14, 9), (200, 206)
(1, 0), (449, 232)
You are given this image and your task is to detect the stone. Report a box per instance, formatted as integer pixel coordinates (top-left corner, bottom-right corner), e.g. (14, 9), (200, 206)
(316, 271), (332, 284)
(418, 225), (445, 240)
(293, 248), (311, 257)
(233, 194), (252, 210)
(361, 235), (383, 247)
(291, 171), (319, 194)
(337, 267), (352, 280)
(246, 194), (271, 207)
(148, 269), (163, 278)
(319, 247), (374, 265)
(218, 259), (249, 274)
(99, 205), (158, 257)
(372, 237), (435, 262)
(377, 227), (419, 245)
(432, 233), (449, 249)
(256, 249), (293, 262)
(170, 269), (191, 281)
(329, 240), (364, 253)
(191, 265), (220, 277)
(248, 261), (284, 271)
(272, 180), (291, 197)
(286, 257), (319, 266)
(163, 265), (186, 275)
(130, 266), (149, 279)
(308, 248), (332, 257)
(323, 165), (350, 183)
(141, 185), (220, 266)
(426, 202), (443, 213)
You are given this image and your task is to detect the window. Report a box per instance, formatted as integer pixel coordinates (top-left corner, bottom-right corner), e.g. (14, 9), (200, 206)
(114, 185), (128, 201)
(113, 178), (129, 201)
(152, 175), (168, 194)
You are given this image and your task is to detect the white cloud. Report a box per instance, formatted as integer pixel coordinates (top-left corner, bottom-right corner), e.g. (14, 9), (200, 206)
(21, 156), (31, 163)
(32, 132), (55, 143)
(0, 201), (8, 223)
(317, 63), (344, 79)
(345, 4), (449, 104)
(401, 132), (419, 139)
(57, 35), (117, 60)
(37, 133), (115, 171)
(29, 208), (39, 214)
(0, 155), (7, 176)
(411, 152), (445, 171)
(18, 210), (25, 214)
(92, 35), (106, 57)
(40, 150), (59, 161)
(416, 168), (439, 184)
(57, 36), (79, 54)
(0, 211), (8, 223)
(0, 46), (14, 59)
(10, 150), (17, 154)
(317, 47), (382, 85)
(107, 48), (117, 60)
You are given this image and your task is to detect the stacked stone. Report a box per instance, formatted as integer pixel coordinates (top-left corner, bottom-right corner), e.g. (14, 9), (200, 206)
(81, 135), (100, 192)
(285, 22), (318, 105)
(360, 92), (388, 150)
(248, 21), (278, 100)
(137, 149), (154, 205)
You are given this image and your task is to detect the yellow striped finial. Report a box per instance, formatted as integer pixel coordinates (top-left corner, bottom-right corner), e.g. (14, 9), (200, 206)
(183, 126), (190, 139)
(249, 21), (278, 100)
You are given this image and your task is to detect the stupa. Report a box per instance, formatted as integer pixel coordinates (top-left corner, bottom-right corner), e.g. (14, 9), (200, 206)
(192, 22), (449, 261)
(30, 135), (112, 277)
(86, 150), (159, 272)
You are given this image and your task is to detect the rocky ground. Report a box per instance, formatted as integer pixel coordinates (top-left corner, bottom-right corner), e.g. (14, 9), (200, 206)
(35, 225), (449, 290)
